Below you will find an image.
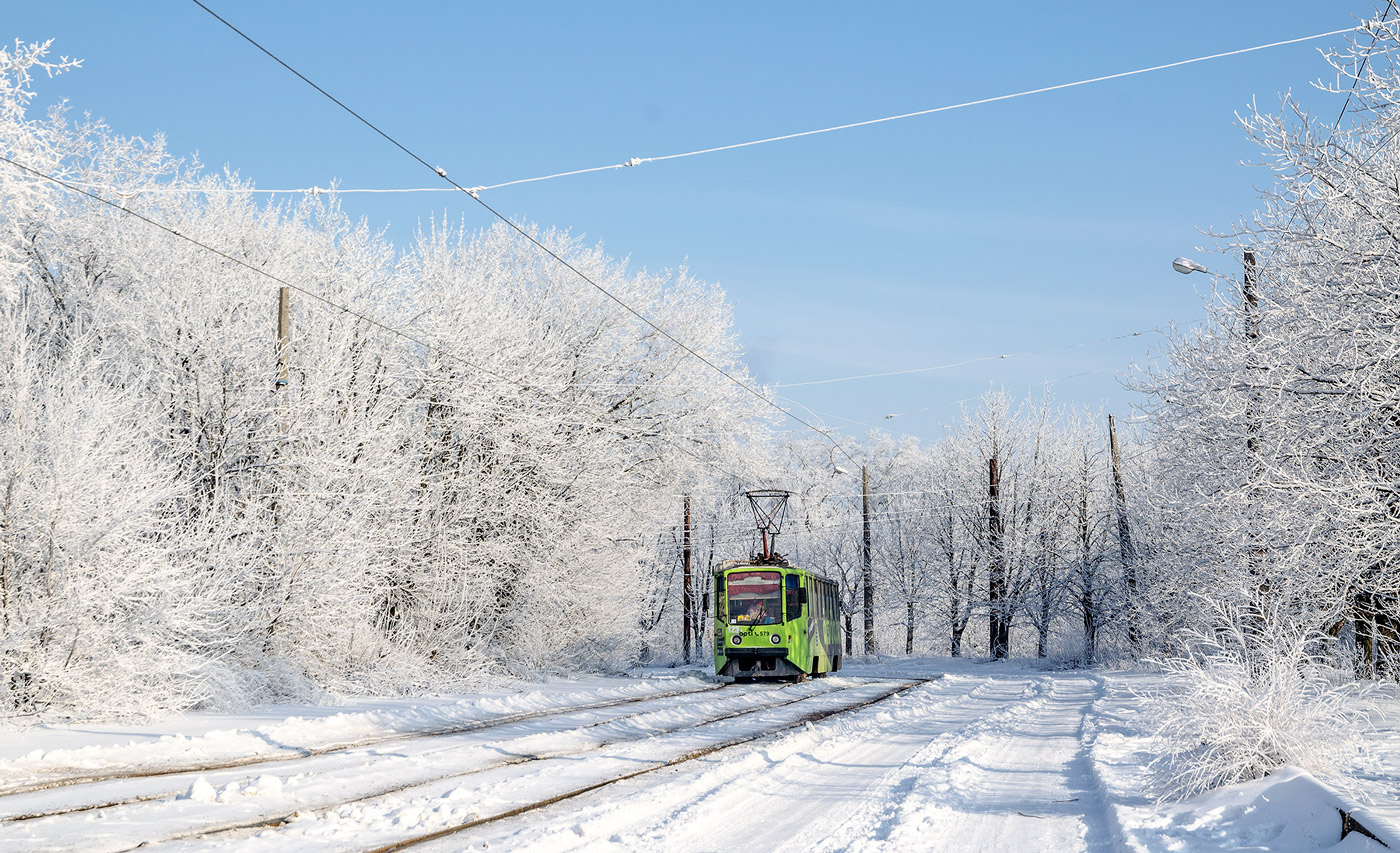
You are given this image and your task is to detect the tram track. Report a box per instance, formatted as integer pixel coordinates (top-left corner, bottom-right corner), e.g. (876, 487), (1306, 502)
(353, 678), (935, 853)
(20, 679), (932, 853)
(2, 678), (909, 852)
(0, 681), (728, 806)
(1, 682), (763, 826)
(10, 667), (1384, 852)
(439, 674), (1066, 853)
(63, 679), (868, 852)
(3, 677), (918, 828)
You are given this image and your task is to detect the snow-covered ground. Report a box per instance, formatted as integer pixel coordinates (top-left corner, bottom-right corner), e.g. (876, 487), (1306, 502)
(1, 659), (1395, 852)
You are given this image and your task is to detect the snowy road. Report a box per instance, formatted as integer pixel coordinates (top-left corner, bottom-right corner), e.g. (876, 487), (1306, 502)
(2, 662), (1396, 852)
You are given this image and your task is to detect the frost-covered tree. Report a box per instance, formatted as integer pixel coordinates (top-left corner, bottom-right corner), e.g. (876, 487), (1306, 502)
(0, 42), (771, 718)
(1139, 13), (1400, 676)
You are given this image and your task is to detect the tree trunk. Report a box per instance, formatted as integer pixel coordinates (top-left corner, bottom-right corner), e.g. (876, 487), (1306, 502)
(1077, 468), (1096, 665)
(1108, 414), (1137, 650)
(906, 598), (915, 654)
(988, 456), (1009, 659)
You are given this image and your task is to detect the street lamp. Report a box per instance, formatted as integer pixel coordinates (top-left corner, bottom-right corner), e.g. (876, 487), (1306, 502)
(1171, 256), (1211, 276)
(1171, 253), (1257, 338)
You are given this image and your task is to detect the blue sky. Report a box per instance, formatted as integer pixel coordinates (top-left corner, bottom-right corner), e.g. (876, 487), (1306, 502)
(8, 1), (1379, 444)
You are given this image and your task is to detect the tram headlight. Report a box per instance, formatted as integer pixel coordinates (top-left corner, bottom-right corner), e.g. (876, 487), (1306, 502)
(769, 633), (781, 645)
(732, 634), (742, 645)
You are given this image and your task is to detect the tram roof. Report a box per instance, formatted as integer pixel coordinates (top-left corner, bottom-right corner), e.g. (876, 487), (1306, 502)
(714, 560), (834, 584)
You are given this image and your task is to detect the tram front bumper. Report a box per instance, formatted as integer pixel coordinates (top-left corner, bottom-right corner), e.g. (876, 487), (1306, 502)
(720, 647), (802, 678)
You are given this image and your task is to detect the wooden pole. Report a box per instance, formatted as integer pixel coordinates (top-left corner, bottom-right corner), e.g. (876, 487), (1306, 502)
(1108, 414), (1138, 649)
(862, 465), (876, 656)
(1242, 250), (1266, 637)
(271, 286), (291, 532)
(702, 522), (714, 659)
(276, 285), (291, 390)
(682, 496), (692, 664)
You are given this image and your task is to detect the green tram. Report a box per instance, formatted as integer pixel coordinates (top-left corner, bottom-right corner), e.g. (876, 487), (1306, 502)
(713, 560), (842, 681)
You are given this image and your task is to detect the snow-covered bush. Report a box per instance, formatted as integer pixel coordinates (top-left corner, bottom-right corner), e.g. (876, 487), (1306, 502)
(1147, 613), (1377, 800)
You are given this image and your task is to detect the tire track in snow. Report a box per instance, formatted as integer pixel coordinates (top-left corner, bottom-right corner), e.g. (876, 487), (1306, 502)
(808, 675), (1054, 852)
(838, 674), (1112, 853)
(430, 675), (1049, 853)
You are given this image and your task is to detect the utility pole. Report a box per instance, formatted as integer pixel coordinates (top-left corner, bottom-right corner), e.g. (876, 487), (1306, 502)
(276, 285), (291, 390)
(862, 465), (875, 656)
(701, 523), (714, 659)
(271, 285), (291, 533)
(682, 495), (692, 664)
(988, 456), (1008, 659)
(1241, 249), (1267, 640)
(1108, 414), (1138, 649)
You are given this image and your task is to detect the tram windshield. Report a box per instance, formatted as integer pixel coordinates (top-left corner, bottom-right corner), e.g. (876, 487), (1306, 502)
(727, 570), (782, 625)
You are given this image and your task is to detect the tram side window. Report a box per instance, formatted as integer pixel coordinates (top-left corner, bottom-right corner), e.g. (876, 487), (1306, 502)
(784, 573), (801, 621)
(714, 575), (724, 619)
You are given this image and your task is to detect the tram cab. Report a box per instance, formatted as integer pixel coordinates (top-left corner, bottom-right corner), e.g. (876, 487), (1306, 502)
(713, 561), (841, 681)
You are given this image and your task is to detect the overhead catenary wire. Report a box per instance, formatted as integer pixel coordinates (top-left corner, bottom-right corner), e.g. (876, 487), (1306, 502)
(680, 487), (1149, 547)
(0, 154), (754, 489)
(313, 317), (1173, 393)
(126, 1), (1312, 472)
(153, 1), (1287, 480)
(1243, 0), (1398, 249)
(187, 0), (860, 471)
(93, 21), (1367, 200)
(775, 326), (1177, 389)
(774, 339), (1196, 438)
(1333, 2), (1394, 138)
(682, 447), (1159, 509)
(6, 154), (1161, 497)
(684, 478), (1155, 547)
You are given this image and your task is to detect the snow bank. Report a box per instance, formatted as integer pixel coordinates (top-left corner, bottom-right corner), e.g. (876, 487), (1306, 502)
(1115, 766), (1398, 852)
